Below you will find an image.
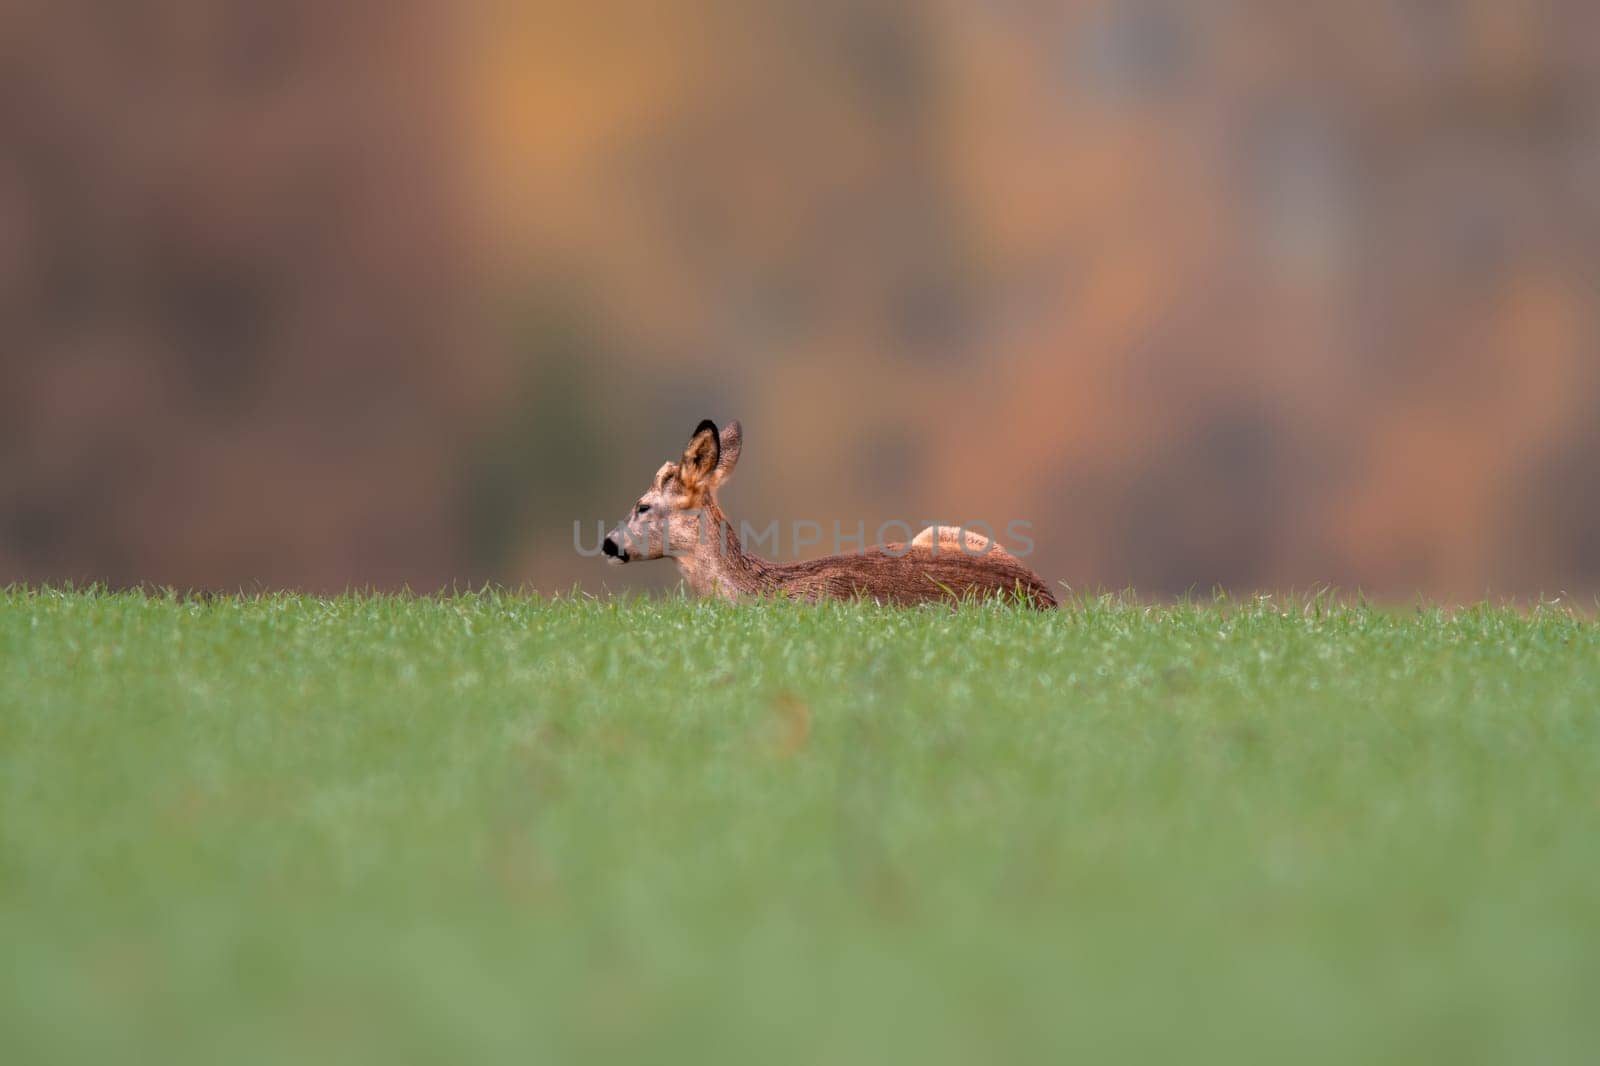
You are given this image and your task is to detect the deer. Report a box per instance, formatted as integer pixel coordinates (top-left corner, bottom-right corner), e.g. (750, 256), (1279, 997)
(601, 420), (1057, 609)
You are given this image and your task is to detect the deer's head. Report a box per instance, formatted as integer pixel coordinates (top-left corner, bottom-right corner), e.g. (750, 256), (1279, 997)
(603, 419), (742, 564)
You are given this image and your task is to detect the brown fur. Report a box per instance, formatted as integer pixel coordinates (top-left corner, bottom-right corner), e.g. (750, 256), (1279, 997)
(606, 420), (1058, 610)
(679, 499), (1057, 608)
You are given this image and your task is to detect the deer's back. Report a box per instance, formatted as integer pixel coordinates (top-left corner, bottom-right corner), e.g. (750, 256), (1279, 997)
(769, 546), (1057, 609)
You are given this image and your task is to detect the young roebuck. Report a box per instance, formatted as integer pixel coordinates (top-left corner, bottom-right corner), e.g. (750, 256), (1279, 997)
(602, 420), (1057, 609)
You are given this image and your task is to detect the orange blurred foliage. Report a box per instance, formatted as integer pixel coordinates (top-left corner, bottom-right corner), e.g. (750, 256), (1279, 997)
(4, 1), (1598, 600)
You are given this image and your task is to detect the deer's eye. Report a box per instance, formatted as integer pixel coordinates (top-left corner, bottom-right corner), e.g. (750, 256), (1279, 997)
(635, 503), (651, 515)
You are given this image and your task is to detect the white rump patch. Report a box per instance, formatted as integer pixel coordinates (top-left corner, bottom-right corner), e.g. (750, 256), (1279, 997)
(912, 525), (1005, 556)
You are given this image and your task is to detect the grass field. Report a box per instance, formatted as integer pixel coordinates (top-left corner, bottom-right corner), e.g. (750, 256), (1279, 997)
(2, 588), (1598, 1064)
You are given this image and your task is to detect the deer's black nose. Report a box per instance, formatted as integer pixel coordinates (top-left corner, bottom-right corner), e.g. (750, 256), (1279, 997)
(602, 536), (627, 561)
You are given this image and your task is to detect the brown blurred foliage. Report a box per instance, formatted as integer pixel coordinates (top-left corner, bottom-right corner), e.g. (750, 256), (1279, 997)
(3, 1), (1599, 600)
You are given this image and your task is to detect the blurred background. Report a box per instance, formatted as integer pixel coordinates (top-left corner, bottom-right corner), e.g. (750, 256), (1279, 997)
(3, 0), (1598, 601)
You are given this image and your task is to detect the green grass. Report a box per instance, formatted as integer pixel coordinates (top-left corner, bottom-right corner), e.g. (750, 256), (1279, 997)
(2, 588), (1598, 1065)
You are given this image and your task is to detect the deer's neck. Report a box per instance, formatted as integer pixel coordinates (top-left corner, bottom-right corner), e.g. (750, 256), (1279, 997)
(673, 499), (775, 602)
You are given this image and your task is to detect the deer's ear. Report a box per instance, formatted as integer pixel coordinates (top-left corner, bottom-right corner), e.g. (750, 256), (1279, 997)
(679, 419), (721, 489)
(713, 420), (742, 485)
